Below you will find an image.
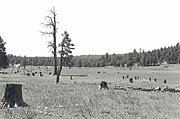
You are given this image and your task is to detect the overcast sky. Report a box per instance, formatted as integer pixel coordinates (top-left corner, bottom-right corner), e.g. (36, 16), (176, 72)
(0, 0), (180, 57)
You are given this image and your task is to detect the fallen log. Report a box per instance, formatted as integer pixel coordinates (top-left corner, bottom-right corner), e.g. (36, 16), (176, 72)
(141, 88), (154, 91)
(114, 86), (127, 91)
(61, 74), (88, 80)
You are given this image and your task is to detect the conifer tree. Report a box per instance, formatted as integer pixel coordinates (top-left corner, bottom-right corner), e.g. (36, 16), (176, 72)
(0, 36), (9, 68)
(56, 31), (75, 83)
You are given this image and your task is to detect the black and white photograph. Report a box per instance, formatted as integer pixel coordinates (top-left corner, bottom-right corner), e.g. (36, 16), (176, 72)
(0, 0), (180, 118)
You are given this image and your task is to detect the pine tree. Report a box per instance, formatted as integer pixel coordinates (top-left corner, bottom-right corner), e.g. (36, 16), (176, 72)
(56, 31), (75, 83)
(0, 36), (9, 68)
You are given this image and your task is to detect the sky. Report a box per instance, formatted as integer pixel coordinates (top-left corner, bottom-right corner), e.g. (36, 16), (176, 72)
(0, 0), (180, 57)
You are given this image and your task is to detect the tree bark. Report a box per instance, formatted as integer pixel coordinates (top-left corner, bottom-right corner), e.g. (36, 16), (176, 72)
(1, 84), (29, 108)
(56, 53), (63, 83)
(53, 11), (57, 75)
(53, 51), (57, 75)
(56, 66), (62, 84)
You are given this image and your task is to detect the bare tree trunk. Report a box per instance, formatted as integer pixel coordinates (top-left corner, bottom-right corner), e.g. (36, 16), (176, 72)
(56, 66), (62, 83)
(53, 11), (57, 75)
(53, 49), (57, 75)
(56, 49), (63, 83)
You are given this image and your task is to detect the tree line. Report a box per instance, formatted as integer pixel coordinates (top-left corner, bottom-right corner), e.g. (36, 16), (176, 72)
(7, 42), (180, 68)
(98, 42), (180, 67)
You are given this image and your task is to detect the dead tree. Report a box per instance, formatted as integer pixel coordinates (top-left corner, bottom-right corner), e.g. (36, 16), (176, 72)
(1, 84), (29, 108)
(41, 7), (58, 75)
(56, 31), (75, 83)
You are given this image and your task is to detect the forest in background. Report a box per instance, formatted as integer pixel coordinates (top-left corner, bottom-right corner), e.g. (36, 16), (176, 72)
(7, 43), (180, 68)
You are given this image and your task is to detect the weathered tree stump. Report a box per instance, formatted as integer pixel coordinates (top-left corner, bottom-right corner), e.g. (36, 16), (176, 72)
(129, 78), (133, 83)
(1, 84), (29, 108)
(99, 81), (109, 90)
(40, 72), (43, 77)
(154, 78), (157, 82)
(32, 73), (35, 76)
(149, 77), (151, 81)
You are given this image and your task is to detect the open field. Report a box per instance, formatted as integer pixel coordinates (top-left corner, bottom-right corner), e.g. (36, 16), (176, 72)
(0, 65), (180, 118)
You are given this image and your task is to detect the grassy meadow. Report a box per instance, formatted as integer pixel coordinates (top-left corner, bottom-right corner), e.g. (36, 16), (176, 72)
(0, 65), (180, 119)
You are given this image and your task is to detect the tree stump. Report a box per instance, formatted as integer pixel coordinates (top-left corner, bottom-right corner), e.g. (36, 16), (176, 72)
(70, 75), (73, 80)
(129, 78), (133, 83)
(154, 78), (157, 82)
(99, 81), (109, 90)
(1, 84), (29, 108)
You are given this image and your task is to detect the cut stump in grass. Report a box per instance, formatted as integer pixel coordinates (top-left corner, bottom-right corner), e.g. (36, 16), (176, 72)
(1, 84), (29, 108)
(129, 78), (133, 83)
(99, 81), (109, 90)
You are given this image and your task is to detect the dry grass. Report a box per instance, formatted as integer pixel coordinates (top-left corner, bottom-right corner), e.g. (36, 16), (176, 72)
(0, 65), (180, 119)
